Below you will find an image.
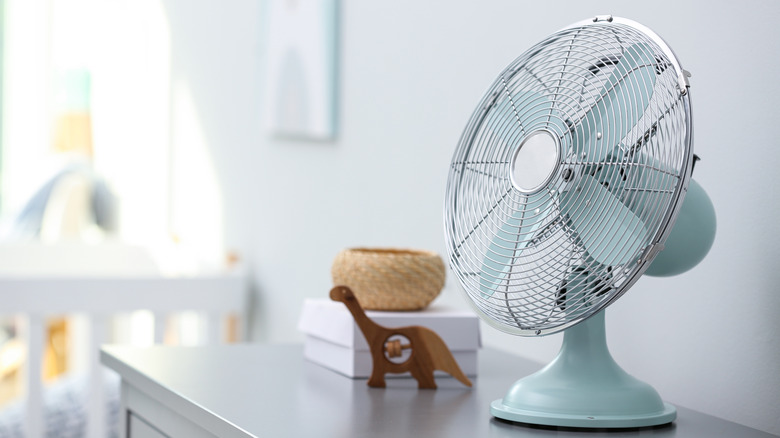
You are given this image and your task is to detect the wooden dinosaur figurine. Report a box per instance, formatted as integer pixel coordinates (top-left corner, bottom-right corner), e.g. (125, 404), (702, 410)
(329, 285), (472, 389)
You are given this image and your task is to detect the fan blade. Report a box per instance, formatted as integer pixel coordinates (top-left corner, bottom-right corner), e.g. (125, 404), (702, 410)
(574, 43), (657, 163)
(477, 89), (566, 297)
(586, 147), (680, 230)
(560, 174), (648, 267)
(482, 87), (569, 152)
(479, 192), (552, 297)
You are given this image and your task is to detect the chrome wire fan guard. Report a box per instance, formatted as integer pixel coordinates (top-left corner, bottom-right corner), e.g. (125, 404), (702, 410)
(444, 16), (694, 336)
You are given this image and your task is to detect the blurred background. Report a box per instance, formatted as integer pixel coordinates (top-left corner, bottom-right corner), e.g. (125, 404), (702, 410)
(0, 0), (778, 436)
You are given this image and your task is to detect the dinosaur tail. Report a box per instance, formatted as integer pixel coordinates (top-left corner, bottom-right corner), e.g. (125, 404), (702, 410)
(419, 329), (473, 387)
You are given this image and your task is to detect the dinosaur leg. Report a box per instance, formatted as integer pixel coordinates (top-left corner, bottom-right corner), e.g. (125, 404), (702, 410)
(367, 350), (387, 387)
(410, 364), (437, 389)
(367, 369), (386, 388)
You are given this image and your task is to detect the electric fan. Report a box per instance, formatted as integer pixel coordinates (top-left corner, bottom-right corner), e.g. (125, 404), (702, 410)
(444, 15), (716, 428)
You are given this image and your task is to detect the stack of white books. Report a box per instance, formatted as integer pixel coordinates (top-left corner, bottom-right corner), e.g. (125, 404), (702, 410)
(298, 298), (481, 379)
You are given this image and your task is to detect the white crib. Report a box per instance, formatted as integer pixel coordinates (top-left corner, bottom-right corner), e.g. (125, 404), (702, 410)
(0, 249), (247, 438)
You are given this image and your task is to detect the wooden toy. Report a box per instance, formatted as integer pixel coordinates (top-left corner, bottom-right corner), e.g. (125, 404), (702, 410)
(329, 285), (472, 389)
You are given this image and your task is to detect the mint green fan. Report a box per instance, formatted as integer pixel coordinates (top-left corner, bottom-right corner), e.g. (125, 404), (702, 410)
(444, 15), (716, 428)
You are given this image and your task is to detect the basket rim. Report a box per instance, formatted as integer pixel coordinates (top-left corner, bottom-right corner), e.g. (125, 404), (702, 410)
(342, 247), (439, 258)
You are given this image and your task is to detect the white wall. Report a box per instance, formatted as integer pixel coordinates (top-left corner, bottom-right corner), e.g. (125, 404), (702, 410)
(160, 1), (780, 435)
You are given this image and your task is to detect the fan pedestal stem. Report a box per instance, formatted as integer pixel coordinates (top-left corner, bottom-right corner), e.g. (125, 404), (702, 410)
(491, 310), (676, 428)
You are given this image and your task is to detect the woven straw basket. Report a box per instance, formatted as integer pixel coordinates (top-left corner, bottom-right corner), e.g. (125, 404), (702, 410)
(331, 248), (445, 310)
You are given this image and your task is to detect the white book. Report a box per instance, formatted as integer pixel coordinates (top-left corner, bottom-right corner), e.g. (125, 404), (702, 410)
(298, 298), (480, 378)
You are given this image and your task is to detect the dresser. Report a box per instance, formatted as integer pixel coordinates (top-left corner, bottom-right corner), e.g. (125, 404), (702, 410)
(100, 344), (776, 438)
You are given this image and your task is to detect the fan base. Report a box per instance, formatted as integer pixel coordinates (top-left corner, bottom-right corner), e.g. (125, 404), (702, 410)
(491, 311), (677, 428)
(491, 400), (676, 429)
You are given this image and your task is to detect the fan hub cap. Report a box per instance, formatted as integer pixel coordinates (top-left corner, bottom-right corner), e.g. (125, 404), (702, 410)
(509, 130), (560, 194)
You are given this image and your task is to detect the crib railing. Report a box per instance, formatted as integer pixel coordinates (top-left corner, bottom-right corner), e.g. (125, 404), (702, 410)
(1, 271), (247, 438)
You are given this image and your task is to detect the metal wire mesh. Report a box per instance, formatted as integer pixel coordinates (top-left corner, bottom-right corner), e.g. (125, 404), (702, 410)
(445, 17), (693, 336)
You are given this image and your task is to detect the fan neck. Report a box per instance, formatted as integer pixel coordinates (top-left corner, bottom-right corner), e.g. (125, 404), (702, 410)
(549, 310), (624, 379)
(561, 310), (611, 360)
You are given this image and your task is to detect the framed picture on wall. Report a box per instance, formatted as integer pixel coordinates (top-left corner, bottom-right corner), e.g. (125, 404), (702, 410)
(264, 0), (338, 140)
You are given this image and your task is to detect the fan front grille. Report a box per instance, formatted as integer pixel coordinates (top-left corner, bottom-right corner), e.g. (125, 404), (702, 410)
(445, 18), (693, 336)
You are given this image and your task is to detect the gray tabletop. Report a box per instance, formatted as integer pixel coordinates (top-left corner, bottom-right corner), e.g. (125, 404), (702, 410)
(101, 344), (775, 437)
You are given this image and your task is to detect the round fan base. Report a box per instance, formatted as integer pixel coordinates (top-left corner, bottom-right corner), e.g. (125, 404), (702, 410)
(491, 311), (677, 428)
(491, 400), (676, 429)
